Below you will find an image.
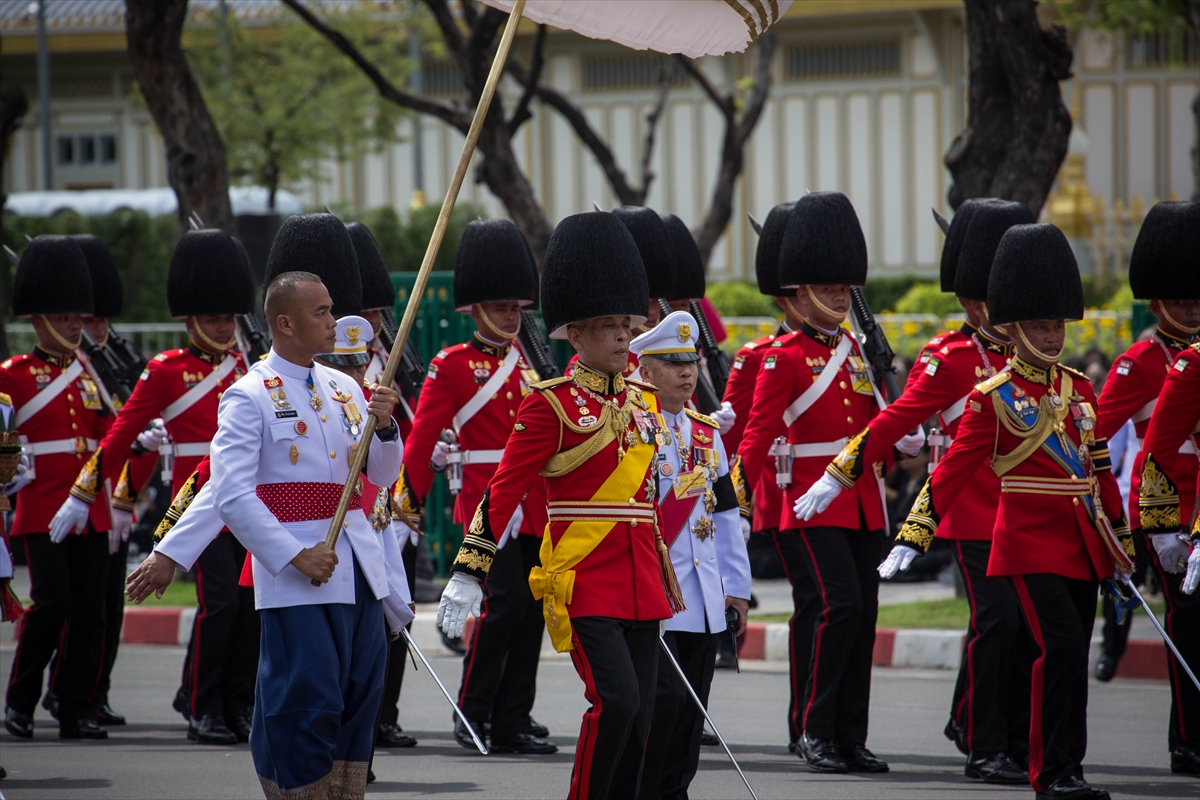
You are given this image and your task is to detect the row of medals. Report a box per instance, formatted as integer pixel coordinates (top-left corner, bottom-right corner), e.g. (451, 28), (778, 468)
(269, 379), (364, 465)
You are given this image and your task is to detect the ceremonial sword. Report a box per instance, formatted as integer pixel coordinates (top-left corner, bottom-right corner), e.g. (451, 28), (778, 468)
(659, 636), (758, 800)
(1121, 577), (1200, 693)
(399, 628), (488, 755)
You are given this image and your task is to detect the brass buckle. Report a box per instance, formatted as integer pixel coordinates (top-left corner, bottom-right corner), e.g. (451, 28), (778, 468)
(73, 437), (88, 455)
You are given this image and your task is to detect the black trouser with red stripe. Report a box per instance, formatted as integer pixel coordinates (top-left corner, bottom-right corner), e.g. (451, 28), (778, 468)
(457, 533), (544, 740)
(792, 525), (882, 747)
(48, 536), (128, 709)
(378, 538), (417, 730)
(769, 529), (821, 746)
(6, 532), (108, 725)
(178, 532), (259, 721)
(1148, 546), (1200, 751)
(947, 540), (1033, 757)
(638, 630), (717, 800)
(1009, 573), (1098, 793)
(570, 617), (660, 800)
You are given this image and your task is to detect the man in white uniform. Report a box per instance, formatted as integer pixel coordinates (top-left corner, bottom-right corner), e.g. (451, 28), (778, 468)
(632, 310), (752, 799)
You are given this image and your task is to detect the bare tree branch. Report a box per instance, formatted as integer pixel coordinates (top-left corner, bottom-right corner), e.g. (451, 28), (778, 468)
(673, 55), (734, 116)
(423, 0), (464, 54)
(506, 23), (547, 137)
(281, 0), (467, 132)
(460, 0), (479, 30)
(463, 7), (506, 94)
(636, 65), (674, 205)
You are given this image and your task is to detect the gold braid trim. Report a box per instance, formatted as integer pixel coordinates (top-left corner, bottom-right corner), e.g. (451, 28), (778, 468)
(827, 428), (869, 488)
(989, 373), (1073, 477)
(1139, 452), (1181, 534)
(896, 479), (938, 554)
(153, 470), (200, 541)
(258, 772), (330, 800)
(111, 460), (137, 512)
(730, 455), (752, 519)
(391, 465), (423, 528)
(68, 448), (104, 504)
(327, 760), (369, 800)
(453, 548), (494, 573)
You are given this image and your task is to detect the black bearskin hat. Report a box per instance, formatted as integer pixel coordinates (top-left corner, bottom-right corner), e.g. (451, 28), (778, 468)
(755, 202), (795, 297)
(13, 235), (93, 318)
(264, 213), (362, 318)
(778, 192), (868, 289)
(167, 229), (255, 318)
(452, 218), (538, 310)
(611, 206), (676, 300)
(346, 223), (396, 311)
(541, 212), (649, 339)
(1129, 201), (1200, 300)
(661, 214), (705, 301)
(939, 199), (997, 293)
(953, 201), (1036, 302)
(71, 234), (123, 318)
(987, 224), (1084, 325)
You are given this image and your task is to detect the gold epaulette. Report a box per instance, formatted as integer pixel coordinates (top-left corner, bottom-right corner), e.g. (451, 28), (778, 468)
(532, 376), (572, 391)
(0, 392), (10, 407)
(975, 372), (1012, 394)
(685, 409), (718, 429)
(625, 377), (657, 391)
(1060, 363), (1089, 380)
(1191, 341), (1200, 354)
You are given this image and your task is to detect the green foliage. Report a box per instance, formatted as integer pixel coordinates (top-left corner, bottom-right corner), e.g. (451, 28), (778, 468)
(1053, 0), (1197, 42)
(707, 280), (780, 318)
(862, 276), (923, 313)
(1102, 284), (1136, 312)
(185, 6), (412, 207)
(892, 282), (965, 317)
(2, 211), (180, 323)
(328, 201), (488, 273)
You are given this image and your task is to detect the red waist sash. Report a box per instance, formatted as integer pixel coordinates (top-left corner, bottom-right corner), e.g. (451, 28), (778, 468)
(255, 482), (363, 523)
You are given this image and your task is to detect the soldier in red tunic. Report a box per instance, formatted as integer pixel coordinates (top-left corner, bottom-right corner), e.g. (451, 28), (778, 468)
(891, 223), (1135, 800)
(50, 230), (258, 745)
(1129, 201), (1200, 775)
(2, 236), (113, 740)
(799, 201), (1036, 784)
(437, 212), (682, 800)
(394, 219), (553, 754)
(736, 192), (897, 774)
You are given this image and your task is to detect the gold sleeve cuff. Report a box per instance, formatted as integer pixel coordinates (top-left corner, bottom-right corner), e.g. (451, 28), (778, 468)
(827, 428), (869, 489)
(730, 455), (752, 519)
(390, 465), (423, 528)
(895, 478), (939, 554)
(69, 449), (104, 505)
(452, 489), (499, 581)
(111, 461), (138, 512)
(153, 470), (201, 541)
(1139, 452), (1181, 535)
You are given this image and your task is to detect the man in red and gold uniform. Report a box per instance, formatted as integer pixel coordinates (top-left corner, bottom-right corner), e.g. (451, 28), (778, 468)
(888, 223), (1134, 800)
(723, 201), (817, 751)
(736, 192), (899, 774)
(1130, 201), (1200, 775)
(799, 201), (1035, 784)
(438, 212), (681, 800)
(2, 236), (113, 740)
(51, 229), (257, 745)
(394, 219), (553, 754)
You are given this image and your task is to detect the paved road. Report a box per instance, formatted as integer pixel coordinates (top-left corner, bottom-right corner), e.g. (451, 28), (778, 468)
(0, 643), (1194, 799)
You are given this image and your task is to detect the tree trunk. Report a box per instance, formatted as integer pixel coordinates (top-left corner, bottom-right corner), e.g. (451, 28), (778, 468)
(0, 87), (29, 359)
(475, 125), (555, 263)
(945, 0), (1073, 215)
(125, 0), (235, 233)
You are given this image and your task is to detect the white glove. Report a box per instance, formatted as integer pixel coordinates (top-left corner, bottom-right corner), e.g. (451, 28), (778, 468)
(896, 428), (926, 458)
(878, 544), (919, 579)
(497, 505), (524, 549)
(1182, 546), (1200, 595)
(398, 520), (421, 547)
(713, 402), (736, 436)
(49, 495), (92, 544)
(436, 572), (483, 638)
(1, 453), (30, 495)
(793, 472), (844, 521)
(1150, 533), (1191, 575)
(109, 508), (134, 555)
(659, 619), (668, 638)
(740, 517), (751, 543)
(137, 419), (168, 452)
(430, 440), (452, 472)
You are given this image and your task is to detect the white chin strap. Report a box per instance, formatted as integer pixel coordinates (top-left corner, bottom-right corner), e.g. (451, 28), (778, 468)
(189, 319), (236, 353)
(40, 315), (82, 353)
(805, 286), (848, 323)
(476, 305), (520, 342)
(1011, 321), (1061, 365)
(1159, 303), (1200, 336)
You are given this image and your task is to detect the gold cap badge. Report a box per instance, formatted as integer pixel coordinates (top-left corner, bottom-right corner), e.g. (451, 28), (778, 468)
(677, 323), (691, 342)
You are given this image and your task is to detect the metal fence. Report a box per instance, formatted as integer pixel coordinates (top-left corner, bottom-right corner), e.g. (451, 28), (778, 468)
(5, 321), (188, 359)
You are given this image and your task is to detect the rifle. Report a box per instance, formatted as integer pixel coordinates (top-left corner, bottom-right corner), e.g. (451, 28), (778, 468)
(79, 329), (136, 405)
(236, 310), (272, 363)
(932, 206), (951, 235)
(105, 327), (148, 387)
(658, 299), (722, 414)
(376, 307), (426, 406)
(849, 288), (902, 403)
(518, 310), (561, 381)
(689, 299), (732, 399)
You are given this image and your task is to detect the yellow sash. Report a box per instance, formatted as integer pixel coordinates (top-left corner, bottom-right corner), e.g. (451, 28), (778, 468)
(529, 395), (659, 652)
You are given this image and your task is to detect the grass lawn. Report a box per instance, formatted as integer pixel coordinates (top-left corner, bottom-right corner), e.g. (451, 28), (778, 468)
(750, 595), (1167, 629)
(125, 579), (198, 607)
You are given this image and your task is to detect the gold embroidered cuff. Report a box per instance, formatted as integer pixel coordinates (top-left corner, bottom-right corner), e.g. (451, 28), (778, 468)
(828, 428), (869, 488)
(154, 470), (201, 540)
(896, 479), (939, 554)
(1139, 452), (1180, 535)
(69, 449), (104, 505)
(390, 465), (423, 528)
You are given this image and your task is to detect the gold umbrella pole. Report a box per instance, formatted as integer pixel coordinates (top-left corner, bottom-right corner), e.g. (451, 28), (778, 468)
(314, 0), (528, 584)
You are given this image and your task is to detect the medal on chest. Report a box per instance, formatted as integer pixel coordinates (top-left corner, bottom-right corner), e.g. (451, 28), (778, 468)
(264, 376), (291, 411)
